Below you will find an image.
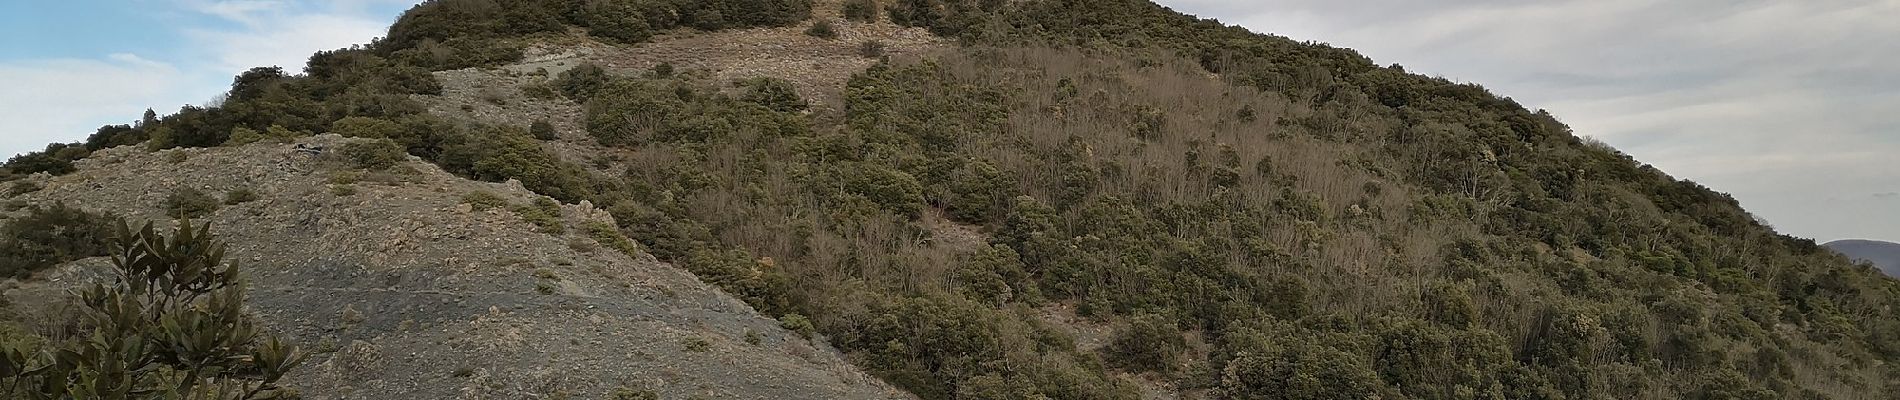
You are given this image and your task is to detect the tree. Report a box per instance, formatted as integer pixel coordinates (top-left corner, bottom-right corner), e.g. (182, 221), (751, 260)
(0, 221), (306, 399)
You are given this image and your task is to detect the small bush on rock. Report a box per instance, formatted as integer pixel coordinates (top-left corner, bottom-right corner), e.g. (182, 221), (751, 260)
(341, 139), (408, 170)
(843, 0), (879, 22)
(806, 19), (839, 39)
(163, 187), (221, 219)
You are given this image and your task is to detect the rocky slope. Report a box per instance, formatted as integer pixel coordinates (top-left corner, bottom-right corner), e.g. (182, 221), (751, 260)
(1, 135), (907, 399)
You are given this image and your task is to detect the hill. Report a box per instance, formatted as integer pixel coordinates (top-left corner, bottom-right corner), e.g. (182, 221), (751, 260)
(4, 0), (1898, 398)
(1827, 239), (1900, 276)
(3, 136), (905, 399)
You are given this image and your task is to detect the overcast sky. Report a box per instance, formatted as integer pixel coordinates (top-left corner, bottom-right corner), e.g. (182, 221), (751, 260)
(2, 1), (1895, 243)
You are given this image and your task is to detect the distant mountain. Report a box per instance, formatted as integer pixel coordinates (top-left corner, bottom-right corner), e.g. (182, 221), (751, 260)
(1828, 239), (1900, 276)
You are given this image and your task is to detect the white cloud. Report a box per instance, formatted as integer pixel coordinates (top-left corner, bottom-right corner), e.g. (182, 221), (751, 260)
(186, 0), (293, 25)
(1, 0), (419, 159)
(184, 13), (394, 73)
(0, 55), (192, 157)
(183, 0), (415, 73)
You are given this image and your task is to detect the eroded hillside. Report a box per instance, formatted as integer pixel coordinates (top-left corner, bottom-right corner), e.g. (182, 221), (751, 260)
(4, 0), (1899, 399)
(2, 136), (907, 399)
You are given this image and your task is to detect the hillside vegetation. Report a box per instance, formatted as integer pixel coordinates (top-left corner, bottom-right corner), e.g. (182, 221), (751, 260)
(5, 0), (1898, 399)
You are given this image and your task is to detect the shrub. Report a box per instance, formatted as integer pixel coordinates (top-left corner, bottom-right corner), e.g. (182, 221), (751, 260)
(530, 120), (559, 140)
(513, 197), (566, 234)
(740, 77), (809, 113)
(587, 221), (642, 256)
(434, 125), (596, 202)
(942, 160), (1016, 223)
(556, 63), (613, 102)
(780, 313), (817, 339)
(682, 336), (713, 352)
(859, 40), (887, 58)
(612, 387), (660, 400)
(341, 139), (408, 170)
(163, 187), (221, 219)
(226, 125), (304, 146)
(224, 187), (261, 205)
(806, 19), (839, 39)
(843, 0), (879, 22)
(843, 163), (926, 216)
(0, 203), (116, 279)
(520, 81), (560, 100)
(463, 190), (510, 211)
(0, 221), (306, 398)
(477, 86), (509, 105)
(1422, 283), (1478, 327)
(584, 79), (685, 147)
(1214, 327), (1382, 399)
(1106, 314), (1185, 373)
(3, 143), (86, 176)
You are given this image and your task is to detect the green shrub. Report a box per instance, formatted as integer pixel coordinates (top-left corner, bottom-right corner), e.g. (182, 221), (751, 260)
(740, 77), (809, 113)
(780, 313), (817, 339)
(0, 203), (116, 279)
(1106, 314), (1184, 373)
(224, 187), (261, 205)
(584, 79), (684, 147)
(682, 336), (713, 352)
(942, 160), (1016, 223)
(520, 81), (560, 100)
(587, 221), (642, 256)
(513, 197), (566, 234)
(556, 63), (613, 102)
(3, 143), (86, 177)
(1214, 327), (1383, 399)
(859, 40), (887, 58)
(530, 120), (559, 140)
(224, 126), (303, 146)
(612, 387), (659, 400)
(1421, 283), (1477, 328)
(0, 221), (305, 398)
(341, 139), (408, 170)
(843, 0), (879, 22)
(163, 187), (221, 219)
(434, 125), (596, 202)
(806, 19), (839, 39)
(463, 190), (510, 211)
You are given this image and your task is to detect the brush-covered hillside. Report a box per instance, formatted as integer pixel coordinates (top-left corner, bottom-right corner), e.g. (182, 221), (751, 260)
(4, 0), (1898, 399)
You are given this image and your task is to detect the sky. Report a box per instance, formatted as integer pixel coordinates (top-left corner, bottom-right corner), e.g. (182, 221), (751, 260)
(0, 0), (417, 161)
(1150, 0), (1900, 243)
(2, 1), (1895, 243)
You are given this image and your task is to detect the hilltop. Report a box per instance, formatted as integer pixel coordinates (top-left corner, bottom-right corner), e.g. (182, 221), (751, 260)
(1827, 239), (1900, 277)
(4, 0), (1898, 399)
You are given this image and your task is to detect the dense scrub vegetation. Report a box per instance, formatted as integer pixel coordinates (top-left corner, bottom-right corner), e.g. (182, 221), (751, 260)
(4, 0), (1897, 398)
(0, 204), (116, 279)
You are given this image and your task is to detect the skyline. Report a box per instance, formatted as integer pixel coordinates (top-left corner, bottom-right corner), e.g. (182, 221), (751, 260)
(3, 0), (1895, 243)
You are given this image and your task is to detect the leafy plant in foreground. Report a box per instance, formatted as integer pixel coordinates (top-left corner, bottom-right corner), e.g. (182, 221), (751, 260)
(0, 221), (306, 399)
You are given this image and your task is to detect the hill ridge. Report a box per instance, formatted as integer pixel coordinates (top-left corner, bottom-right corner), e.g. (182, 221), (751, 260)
(3, 0), (1897, 398)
